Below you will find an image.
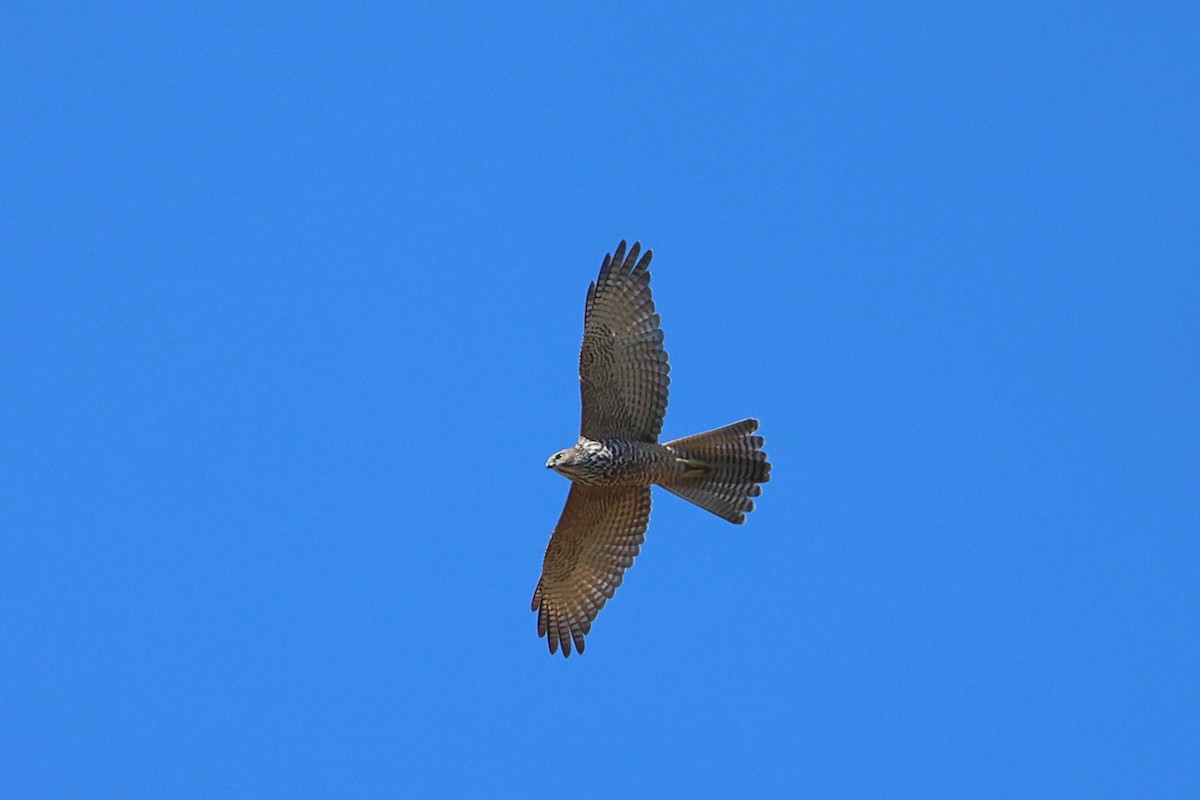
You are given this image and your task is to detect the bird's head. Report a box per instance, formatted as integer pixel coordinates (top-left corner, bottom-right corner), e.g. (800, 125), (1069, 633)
(546, 446), (584, 479)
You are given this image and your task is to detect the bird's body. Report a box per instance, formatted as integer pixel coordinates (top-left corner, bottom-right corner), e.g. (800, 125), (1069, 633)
(532, 241), (771, 656)
(547, 438), (684, 486)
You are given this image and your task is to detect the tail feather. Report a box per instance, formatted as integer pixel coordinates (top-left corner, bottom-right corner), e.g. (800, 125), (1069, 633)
(660, 419), (771, 524)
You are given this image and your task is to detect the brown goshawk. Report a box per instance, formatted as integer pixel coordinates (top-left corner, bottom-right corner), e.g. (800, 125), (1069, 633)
(532, 241), (771, 656)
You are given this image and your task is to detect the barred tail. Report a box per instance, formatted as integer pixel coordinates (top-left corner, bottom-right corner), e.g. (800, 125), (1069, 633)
(660, 419), (771, 524)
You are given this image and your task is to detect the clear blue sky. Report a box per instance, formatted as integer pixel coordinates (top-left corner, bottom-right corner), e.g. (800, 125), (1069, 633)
(3, 4), (1197, 797)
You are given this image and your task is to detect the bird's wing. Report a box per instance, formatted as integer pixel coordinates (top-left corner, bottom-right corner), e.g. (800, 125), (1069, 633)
(578, 241), (670, 442)
(531, 483), (652, 656)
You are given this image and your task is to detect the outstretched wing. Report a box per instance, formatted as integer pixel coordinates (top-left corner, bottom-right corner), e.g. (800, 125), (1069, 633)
(531, 484), (651, 657)
(578, 241), (670, 442)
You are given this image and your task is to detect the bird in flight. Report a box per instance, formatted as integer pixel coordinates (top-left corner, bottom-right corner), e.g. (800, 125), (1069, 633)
(532, 241), (771, 656)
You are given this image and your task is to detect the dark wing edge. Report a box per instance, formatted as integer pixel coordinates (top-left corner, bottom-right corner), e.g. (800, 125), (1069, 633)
(531, 484), (652, 657)
(578, 240), (670, 442)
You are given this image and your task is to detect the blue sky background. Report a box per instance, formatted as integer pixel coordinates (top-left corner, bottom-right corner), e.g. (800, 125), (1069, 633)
(3, 3), (1198, 797)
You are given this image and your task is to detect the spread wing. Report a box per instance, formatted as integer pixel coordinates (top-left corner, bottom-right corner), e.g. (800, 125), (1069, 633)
(578, 241), (670, 442)
(531, 484), (651, 657)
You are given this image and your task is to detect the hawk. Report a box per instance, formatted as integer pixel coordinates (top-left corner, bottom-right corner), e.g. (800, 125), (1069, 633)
(532, 241), (771, 656)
